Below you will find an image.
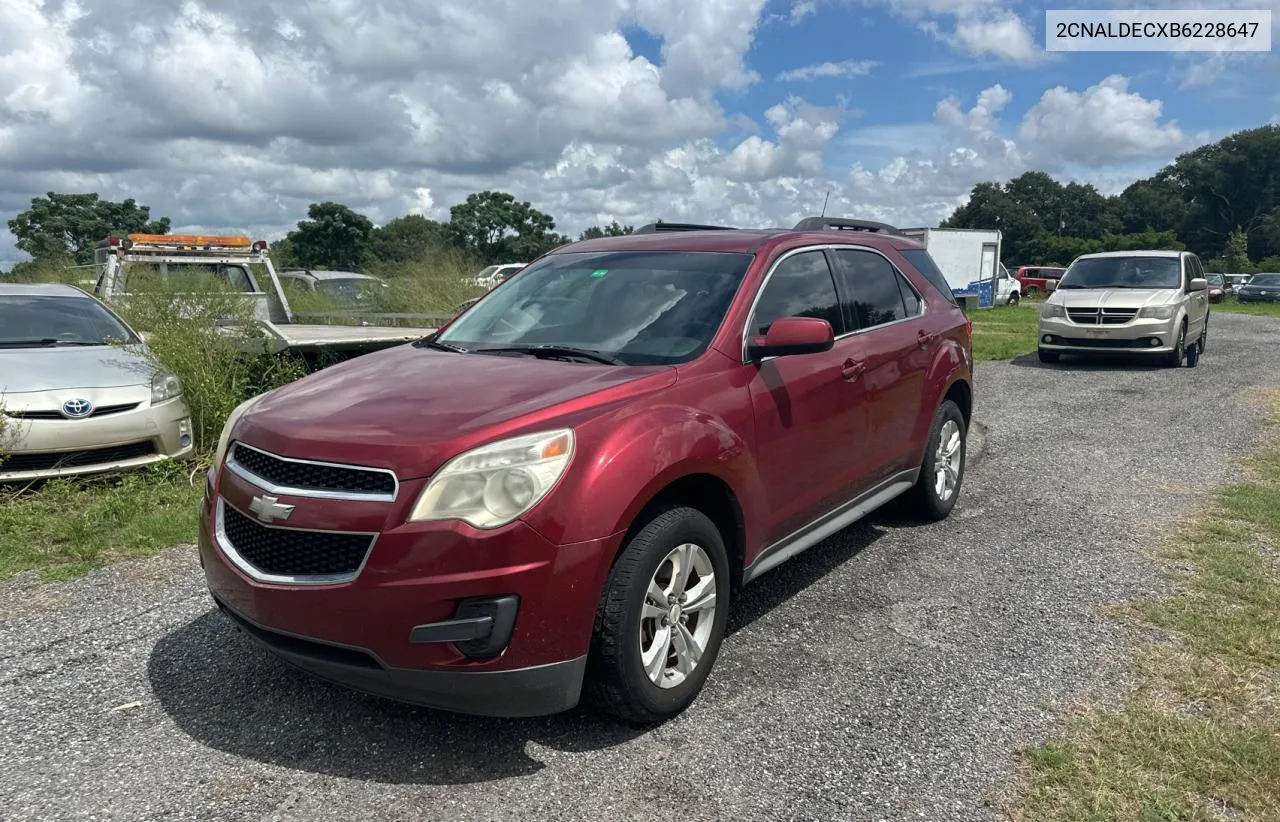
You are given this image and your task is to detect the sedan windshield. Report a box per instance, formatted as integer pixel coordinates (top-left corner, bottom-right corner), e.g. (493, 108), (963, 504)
(1057, 256), (1183, 289)
(1249, 274), (1280, 287)
(0, 295), (138, 347)
(316, 278), (388, 306)
(436, 251), (753, 365)
(1205, 273), (1223, 285)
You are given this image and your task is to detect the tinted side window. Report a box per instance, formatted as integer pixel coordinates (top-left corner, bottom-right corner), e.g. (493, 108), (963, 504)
(832, 249), (910, 330)
(898, 249), (957, 304)
(751, 250), (843, 336)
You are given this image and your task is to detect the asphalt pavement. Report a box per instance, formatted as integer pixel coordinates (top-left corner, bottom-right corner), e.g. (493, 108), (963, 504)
(3, 311), (1280, 821)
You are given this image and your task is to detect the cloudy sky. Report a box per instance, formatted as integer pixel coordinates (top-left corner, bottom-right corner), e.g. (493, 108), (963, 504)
(2, 0), (1279, 267)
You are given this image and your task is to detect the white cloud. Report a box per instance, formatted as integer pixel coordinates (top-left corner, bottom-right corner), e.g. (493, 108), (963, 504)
(777, 59), (878, 81)
(1019, 75), (1186, 165)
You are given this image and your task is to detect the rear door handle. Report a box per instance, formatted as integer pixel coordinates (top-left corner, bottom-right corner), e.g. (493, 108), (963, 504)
(917, 330), (936, 348)
(841, 358), (866, 381)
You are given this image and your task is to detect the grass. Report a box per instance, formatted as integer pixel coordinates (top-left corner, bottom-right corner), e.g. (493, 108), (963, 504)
(1005, 393), (1280, 821)
(1214, 298), (1280, 318)
(970, 303), (1042, 361)
(0, 460), (203, 582)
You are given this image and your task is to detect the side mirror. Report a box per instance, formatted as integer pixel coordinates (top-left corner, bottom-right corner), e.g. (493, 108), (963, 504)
(747, 316), (835, 360)
(1189, 277), (1207, 292)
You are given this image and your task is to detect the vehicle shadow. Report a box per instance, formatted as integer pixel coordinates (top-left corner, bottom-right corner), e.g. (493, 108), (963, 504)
(148, 522), (888, 785)
(1008, 352), (1170, 371)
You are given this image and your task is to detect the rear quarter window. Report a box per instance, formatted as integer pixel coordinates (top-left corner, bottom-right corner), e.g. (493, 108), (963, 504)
(898, 248), (957, 305)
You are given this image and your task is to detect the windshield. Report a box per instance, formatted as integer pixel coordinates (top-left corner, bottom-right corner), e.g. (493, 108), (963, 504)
(437, 250), (753, 365)
(0, 294), (138, 346)
(1058, 256), (1183, 290)
(316, 278), (388, 306)
(1205, 273), (1223, 285)
(1250, 274), (1280, 286)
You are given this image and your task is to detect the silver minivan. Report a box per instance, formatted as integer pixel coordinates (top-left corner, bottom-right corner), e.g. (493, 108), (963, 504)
(1036, 250), (1210, 367)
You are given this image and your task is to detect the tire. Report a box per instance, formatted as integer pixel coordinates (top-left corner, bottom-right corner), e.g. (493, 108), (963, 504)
(585, 505), (731, 724)
(1162, 322), (1186, 368)
(1038, 348), (1060, 363)
(902, 400), (967, 522)
(1007, 292), (1021, 307)
(1025, 286), (1040, 297)
(1198, 314), (1208, 355)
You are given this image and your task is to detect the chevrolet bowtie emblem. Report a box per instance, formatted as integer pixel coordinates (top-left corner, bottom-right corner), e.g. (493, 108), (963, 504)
(249, 494), (294, 524)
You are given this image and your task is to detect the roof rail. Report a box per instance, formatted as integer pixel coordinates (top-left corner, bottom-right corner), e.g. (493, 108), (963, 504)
(792, 217), (904, 236)
(634, 220), (738, 234)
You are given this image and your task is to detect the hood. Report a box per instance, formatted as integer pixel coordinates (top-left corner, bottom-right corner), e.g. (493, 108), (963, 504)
(234, 344), (677, 477)
(1051, 288), (1179, 309)
(0, 344), (157, 394)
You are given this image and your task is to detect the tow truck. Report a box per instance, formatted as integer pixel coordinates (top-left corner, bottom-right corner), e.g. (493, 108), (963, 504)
(91, 234), (450, 361)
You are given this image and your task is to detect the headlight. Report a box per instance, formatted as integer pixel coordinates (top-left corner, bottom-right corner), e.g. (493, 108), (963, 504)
(407, 429), (574, 529)
(1040, 303), (1066, 318)
(213, 393), (266, 469)
(151, 370), (183, 403)
(1139, 305), (1177, 320)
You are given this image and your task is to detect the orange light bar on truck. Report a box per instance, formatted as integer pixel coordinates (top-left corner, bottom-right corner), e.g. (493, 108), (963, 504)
(127, 233), (252, 247)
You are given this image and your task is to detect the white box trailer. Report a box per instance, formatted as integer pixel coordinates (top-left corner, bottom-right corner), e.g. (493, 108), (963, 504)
(899, 227), (1018, 307)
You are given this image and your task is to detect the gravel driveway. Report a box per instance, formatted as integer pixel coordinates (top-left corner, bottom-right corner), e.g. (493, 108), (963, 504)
(4, 312), (1280, 822)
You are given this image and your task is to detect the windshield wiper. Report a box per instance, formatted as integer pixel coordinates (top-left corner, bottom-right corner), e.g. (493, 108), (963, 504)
(417, 337), (467, 353)
(474, 345), (624, 365)
(0, 338), (110, 348)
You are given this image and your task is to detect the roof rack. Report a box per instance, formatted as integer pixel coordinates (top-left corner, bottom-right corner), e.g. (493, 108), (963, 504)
(792, 217), (904, 236)
(634, 220), (739, 234)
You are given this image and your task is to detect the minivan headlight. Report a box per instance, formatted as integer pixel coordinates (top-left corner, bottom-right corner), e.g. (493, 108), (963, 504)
(408, 429), (575, 529)
(1139, 305), (1177, 320)
(151, 370), (183, 403)
(1040, 303), (1065, 319)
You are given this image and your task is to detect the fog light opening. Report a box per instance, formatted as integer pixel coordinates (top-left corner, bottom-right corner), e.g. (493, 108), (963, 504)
(1042, 334), (1054, 344)
(1149, 337), (1161, 347)
(178, 417), (193, 449)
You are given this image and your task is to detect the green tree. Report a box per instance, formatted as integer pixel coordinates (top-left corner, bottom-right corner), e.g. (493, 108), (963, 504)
(448, 191), (559, 262)
(368, 214), (450, 263)
(579, 221), (634, 240)
(1112, 175), (1188, 237)
(941, 181), (1043, 264)
(285, 202), (374, 270)
(1222, 228), (1253, 274)
(8, 192), (170, 264)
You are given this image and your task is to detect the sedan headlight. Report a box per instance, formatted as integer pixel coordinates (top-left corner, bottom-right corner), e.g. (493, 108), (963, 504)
(151, 370), (183, 403)
(1139, 305), (1177, 320)
(213, 393), (266, 469)
(1040, 303), (1066, 319)
(408, 429), (574, 529)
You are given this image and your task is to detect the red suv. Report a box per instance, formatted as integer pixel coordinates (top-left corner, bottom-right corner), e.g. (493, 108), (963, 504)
(199, 216), (975, 722)
(1015, 265), (1066, 297)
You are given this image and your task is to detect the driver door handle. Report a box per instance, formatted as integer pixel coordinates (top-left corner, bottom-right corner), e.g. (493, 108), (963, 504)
(841, 358), (866, 382)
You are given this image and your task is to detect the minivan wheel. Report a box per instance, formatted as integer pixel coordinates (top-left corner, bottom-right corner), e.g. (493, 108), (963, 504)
(585, 505), (730, 724)
(1163, 322), (1186, 368)
(902, 399), (967, 522)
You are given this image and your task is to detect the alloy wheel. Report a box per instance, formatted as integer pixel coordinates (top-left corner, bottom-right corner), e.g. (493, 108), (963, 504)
(640, 543), (717, 689)
(933, 419), (963, 502)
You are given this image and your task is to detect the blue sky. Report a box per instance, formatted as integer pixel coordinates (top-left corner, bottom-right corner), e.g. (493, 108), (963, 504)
(0, 0), (1277, 267)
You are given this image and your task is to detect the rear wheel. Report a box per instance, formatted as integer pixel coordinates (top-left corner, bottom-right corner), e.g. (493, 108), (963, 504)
(1025, 286), (1041, 297)
(585, 505), (730, 724)
(902, 400), (966, 522)
(1038, 348), (1060, 364)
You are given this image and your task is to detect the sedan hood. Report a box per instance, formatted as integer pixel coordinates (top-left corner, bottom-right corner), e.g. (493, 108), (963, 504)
(234, 344), (677, 478)
(0, 344), (157, 394)
(1052, 288), (1179, 309)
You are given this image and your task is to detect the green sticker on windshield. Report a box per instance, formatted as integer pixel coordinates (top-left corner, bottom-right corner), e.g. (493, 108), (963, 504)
(591, 269), (609, 278)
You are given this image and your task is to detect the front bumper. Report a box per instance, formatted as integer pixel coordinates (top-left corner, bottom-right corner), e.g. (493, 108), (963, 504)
(0, 396), (193, 482)
(198, 464), (619, 717)
(1237, 291), (1279, 302)
(1037, 314), (1179, 353)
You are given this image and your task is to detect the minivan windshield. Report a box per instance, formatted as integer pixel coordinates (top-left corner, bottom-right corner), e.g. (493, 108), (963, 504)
(1057, 256), (1183, 290)
(435, 251), (753, 365)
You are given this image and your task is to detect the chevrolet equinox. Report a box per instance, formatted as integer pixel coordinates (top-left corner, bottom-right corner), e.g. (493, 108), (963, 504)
(199, 217), (976, 722)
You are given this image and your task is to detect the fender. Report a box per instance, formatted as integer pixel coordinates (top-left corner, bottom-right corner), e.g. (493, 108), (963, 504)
(904, 333), (970, 467)
(520, 403), (763, 549)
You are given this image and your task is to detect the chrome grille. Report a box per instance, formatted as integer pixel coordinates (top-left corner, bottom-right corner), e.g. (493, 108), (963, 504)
(1067, 307), (1138, 325)
(216, 500), (375, 584)
(228, 442), (397, 500)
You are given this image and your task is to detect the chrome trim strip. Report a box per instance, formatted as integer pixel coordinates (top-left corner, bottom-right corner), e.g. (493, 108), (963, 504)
(227, 441), (399, 502)
(742, 468), (919, 584)
(214, 497), (378, 586)
(739, 243), (930, 364)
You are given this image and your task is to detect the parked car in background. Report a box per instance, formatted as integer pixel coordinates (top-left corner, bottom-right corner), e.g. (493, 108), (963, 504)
(0, 283), (194, 483)
(1014, 266), (1067, 297)
(1224, 274), (1249, 291)
(471, 263), (526, 289)
(1204, 272), (1227, 303)
(1236, 273), (1280, 303)
(200, 216), (975, 723)
(1037, 250), (1210, 367)
(278, 269), (392, 309)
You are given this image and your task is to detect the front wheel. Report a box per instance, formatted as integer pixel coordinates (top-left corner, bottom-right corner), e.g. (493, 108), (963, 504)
(1007, 292), (1021, 307)
(902, 399), (967, 522)
(585, 505), (731, 723)
(1198, 314), (1208, 355)
(1162, 322), (1186, 368)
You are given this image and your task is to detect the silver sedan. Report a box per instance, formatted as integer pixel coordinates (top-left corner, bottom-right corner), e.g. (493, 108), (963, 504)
(0, 283), (194, 482)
